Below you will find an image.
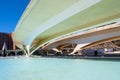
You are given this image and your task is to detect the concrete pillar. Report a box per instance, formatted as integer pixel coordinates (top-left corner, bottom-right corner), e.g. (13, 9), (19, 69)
(22, 45), (30, 57)
(53, 48), (62, 55)
(70, 43), (89, 55)
(52, 48), (60, 52)
(26, 45), (30, 57)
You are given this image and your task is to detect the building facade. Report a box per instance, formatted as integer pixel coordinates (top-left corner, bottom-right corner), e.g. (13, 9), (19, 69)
(0, 32), (15, 50)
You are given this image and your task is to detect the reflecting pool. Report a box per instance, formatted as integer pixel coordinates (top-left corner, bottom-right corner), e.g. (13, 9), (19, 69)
(0, 57), (120, 80)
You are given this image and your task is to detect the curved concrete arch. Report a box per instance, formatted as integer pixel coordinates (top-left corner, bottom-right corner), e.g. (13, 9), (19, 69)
(24, 0), (100, 46)
(81, 36), (120, 49)
(43, 24), (120, 54)
(13, 0), (120, 56)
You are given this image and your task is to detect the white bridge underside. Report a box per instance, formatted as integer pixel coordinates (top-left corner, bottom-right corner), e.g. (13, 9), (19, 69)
(13, 0), (120, 55)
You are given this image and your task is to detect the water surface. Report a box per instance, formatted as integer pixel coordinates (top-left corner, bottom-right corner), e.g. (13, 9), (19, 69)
(0, 57), (120, 80)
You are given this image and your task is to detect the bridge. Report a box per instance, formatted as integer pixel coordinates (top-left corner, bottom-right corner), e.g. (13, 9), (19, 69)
(13, 0), (120, 56)
(43, 22), (120, 53)
(0, 50), (24, 57)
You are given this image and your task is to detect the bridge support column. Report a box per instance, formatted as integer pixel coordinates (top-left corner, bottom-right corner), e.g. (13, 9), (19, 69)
(52, 48), (61, 52)
(23, 45), (30, 57)
(26, 45), (30, 57)
(52, 48), (62, 55)
(70, 43), (89, 55)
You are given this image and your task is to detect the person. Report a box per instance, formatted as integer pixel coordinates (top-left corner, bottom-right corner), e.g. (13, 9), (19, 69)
(94, 49), (98, 56)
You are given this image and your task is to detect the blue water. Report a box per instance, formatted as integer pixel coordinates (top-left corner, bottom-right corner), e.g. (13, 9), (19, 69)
(0, 57), (120, 80)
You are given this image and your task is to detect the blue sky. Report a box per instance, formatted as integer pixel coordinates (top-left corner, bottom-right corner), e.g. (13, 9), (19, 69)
(0, 0), (30, 33)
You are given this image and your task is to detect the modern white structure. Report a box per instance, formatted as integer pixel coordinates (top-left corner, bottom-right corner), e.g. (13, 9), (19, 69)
(13, 0), (120, 56)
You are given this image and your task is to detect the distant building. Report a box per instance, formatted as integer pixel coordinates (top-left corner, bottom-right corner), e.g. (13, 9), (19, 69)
(0, 32), (15, 50)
